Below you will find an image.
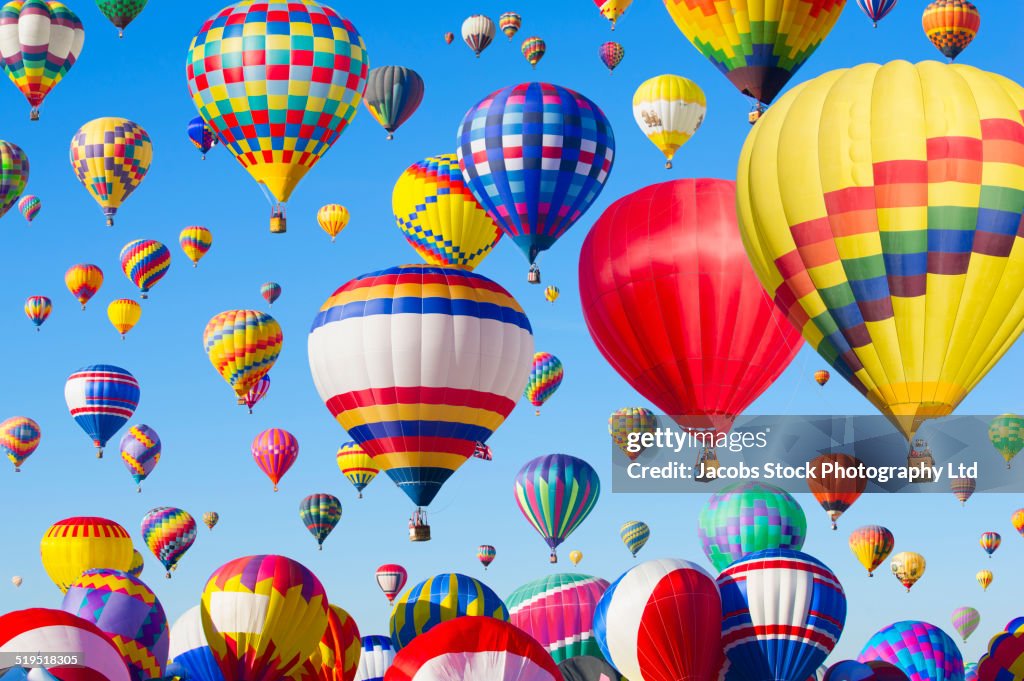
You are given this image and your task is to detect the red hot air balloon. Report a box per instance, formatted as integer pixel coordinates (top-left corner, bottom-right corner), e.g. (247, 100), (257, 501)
(579, 179), (802, 434)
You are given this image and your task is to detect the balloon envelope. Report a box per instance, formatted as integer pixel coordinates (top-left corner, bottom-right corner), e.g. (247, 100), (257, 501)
(506, 573), (610, 664)
(858, 621), (964, 681)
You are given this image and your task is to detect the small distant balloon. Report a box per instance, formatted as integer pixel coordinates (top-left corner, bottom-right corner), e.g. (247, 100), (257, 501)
(107, 299), (141, 339)
(890, 552), (926, 592)
(544, 286), (559, 303)
(24, 296), (51, 331)
(65, 263), (103, 310)
(318, 204), (350, 242)
(981, 532), (1001, 557)
(202, 511), (218, 530)
(18, 195), (40, 222)
(477, 545), (496, 570)
(569, 550), (582, 566)
(599, 42), (624, 73)
(187, 116), (216, 159)
(977, 569), (993, 591)
(261, 282), (281, 307)
(815, 370), (830, 386)
(525, 352), (563, 415)
(119, 424), (160, 492)
(922, 0), (979, 61)
(0, 416), (41, 472)
(521, 37), (545, 68)
(179, 226), (212, 267)
(252, 428), (298, 492)
(363, 66), (425, 140)
(499, 12), (521, 40)
(444, 31), (454, 44)
(594, 0), (632, 29)
(462, 15), (495, 57)
(951, 477), (976, 505)
(119, 239), (170, 299)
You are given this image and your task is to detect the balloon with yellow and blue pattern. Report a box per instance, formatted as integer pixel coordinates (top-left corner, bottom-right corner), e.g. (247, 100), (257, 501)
(389, 573), (508, 650)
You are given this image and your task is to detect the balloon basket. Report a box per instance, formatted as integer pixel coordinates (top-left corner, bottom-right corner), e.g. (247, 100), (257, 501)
(270, 215), (287, 234)
(410, 524), (431, 542)
(549, 551), (558, 564)
(29, 109), (39, 122)
(527, 265), (541, 284)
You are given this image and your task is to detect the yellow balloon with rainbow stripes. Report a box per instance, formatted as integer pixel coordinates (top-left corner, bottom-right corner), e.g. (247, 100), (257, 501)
(202, 310), (283, 399)
(632, 75), (706, 169)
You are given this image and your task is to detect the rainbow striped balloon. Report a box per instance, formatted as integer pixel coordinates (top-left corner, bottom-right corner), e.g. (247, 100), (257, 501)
(120, 239), (169, 299)
(64, 365), (140, 457)
(140, 507), (197, 577)
(389, 573), (508, 650)
(477, 544), (496, 569)
(336, 441), (379, 498)
(252, 428), (298, 492)
(119, 424), (161, 491)
(69, 118), (151, 226)
(521, 36), (546, 68)
(24, 295), (51, 330)
(203, 310), (282, 399)
(506, 573), (610, 663)
(179, 226), (212, 267)
(17, 194), (40, 222)
(514, 454), (600, 563)
(0, 416), (40, 471)
(525, 352), (563, 414)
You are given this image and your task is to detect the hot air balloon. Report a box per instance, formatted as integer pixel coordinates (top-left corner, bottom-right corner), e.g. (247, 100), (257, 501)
(299, 494), (342, 551)
(662, 0), (844, 117)
(559, 656), (625, 681)
(127, 549), (143, 578)
(981, 532), (1002, 557)
(459, 83), (614, 282)
(499, 12), (520, 40)
(243, 375), (271, 414)
(858, 620), (964, 681)
(890, 552), (926, 592)
(631, 75), (705, 169)
(120, 424), (160, 491)
(187, 116), (216, 160)
(738, 62), (1024, 440)
(514, 454), (600, 563)
(10, 575), (21, 588)
(65, 364), (139, 457)
(69, 118), (151, 226)
(202, 555), (329, 681)
(808, 454), (866, 530)
(0, 416), (40, 472)
(376, 564), (407, 605)
(581, 179), (802, 435)
(525, 352), (563, 415)
(203, 512), (219, 531)
(461, 15), (495, 57)
(363, 66), (424, 141)
(288, 604), (361, 681)
(119, 239), (169, 299)
(318, 204), (350, 242)
(392, 154), (502, 270)
(475, 545), (496, 570)
(261, 282), (281, 307)
(521, 37), (545, 69)
(506, 573), (610, 664)
(96, 0), (146, 37)
(18, 194), (40, 221)
(186, 1), (369, 234)
(594, 558), (722, 681)
(922, 0), (979, 61)
(107, 299), (141, 339)
(0, 1), (83, 120)
(251, 428), (298, 492)
(619, 521), (649, 558)
(40, 517), (133, 593)
(718, 550), (846, 681)
(180, 226), (213, 267)
(965, 662), (978, 681)
(355, 635), (394, 681)
(443, 31), (453, 45)
(62, 569), (170, 681)
(978, 569), (993, 591)
(822, 661), (875, 681)
(597, 41), (624, 75)
(608, 407), (657, 461)
(0, 608), (131, 680)
(169, 606), (225, 681)
(848, 525), (895, 577)
(65, 263), (102, 309)
(569, 551), (582, 567)
(387, 617), (560, 681)
(544, 286), (559, 303)
(990, 415), (1024, 468)
(1013, 509), (1024, 538)
(0, 140), (28, 220)
(952, 607), (980, 643)
(335, 441), (378, 499)
(978, 632), (1024, 681)
(593, 0), (631, 29)
(857, 0), (899, 27)
(389, 573), (508, 650)
(203, 309), (283, 400)
(815, 371), (831, 387)
(141, 507), (196, 578)
(308, 265), (534, 527)
(951, 477), (976, 505)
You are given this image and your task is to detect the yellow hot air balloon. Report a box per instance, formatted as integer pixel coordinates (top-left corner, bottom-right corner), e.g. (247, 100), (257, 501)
(392, 154), (502, 270)
(890, 551), (926, 593)
(40, 517), (133, 593)
(594, 0), (632, 30)
(738, 61), (1024, 441)
(977, 569), (993, 591)
(69, 118), (152, 226)
(107, 299), (141, 339)
(202, 310), (283, 399)
(64, 264), (103, 310)
(632, 75), (706, 169)
(569, 550), (583, 566)
(318, 204), (350, 242)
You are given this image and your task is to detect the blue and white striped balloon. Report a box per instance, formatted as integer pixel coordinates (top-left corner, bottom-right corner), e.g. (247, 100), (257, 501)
(168, 606), (224, 681)
(355, 635), (395, 681)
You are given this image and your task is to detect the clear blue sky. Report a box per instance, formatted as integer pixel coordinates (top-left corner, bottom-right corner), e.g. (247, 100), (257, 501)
(1, 0), (1022, 669)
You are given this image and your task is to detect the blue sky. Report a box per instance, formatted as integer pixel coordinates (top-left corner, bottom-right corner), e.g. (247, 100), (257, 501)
(1, 0), (1023, 669)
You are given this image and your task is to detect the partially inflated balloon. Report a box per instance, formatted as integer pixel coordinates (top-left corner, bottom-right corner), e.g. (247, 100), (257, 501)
(0, 608), (131, 680)
(499, 12), (520, 40)
(389, 573), (508, 650)
(64, 364), (139, 457)
(506, 573), (610, 664)
(525, 352), (563, 414)
(203, 512), (219, 530)
(18, 193), (40, 221)
(299, 493), (341, 550)
(514, 454), (600, 563)
(108, 298), (141, 339)
(952, 607), (980, 642)
(96, 0), (146, 37)
(203, 309), (283, 399)
(376, 564), (407, 605)
(890, 552), (926, 592)
(65, 263), (102, 309)
(857, 0), (899, 27)
(594, 0), (631, 29)
(632, 75), (705, 169)
(848, 525), (894, 577)
(187, 115), (215, 159)
(180, 226), (212, 267)
(318, 204), (349, 242)
(40, 517), (133, 593)
(922, 1), (978, 61)
(119, 424), (160, 491)
(336, 441), (378, 498)
(0, 416), (40, 471)
(521, 37), (545, 69)
(69, 118), (151, 226)
(363, 66), (424, 140)
(120, 239), (169, 299)
(0, 140), (27, 218)
(461, 15), (494, 57)
(619, 521), (649, 557)
(141, 507), (196, 577)
(858, 621), (964, 681)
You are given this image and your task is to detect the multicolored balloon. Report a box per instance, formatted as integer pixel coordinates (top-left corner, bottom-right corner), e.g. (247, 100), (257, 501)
(922, 0), (979, 61)
(376, 564), (407, 605)
(299, 493), (342, 551)
(461, 14), (495, 57)
(0, 140), (28, 219)
(476, 545), (495, 570)
(318, 204), (350, 242)
(506, 573), (610, 664)
(890, 552), (926, 592)
(186, 1), (369, 231)
(69, 117), (151, 226)
(65, 263), (103, 309)
(514, 454), (600, 563)
(355, 635), (394, 681)
(40, 517), (133, 593)
(243, 375), (271, 414)
(96, 0), (147, 37)
(0, 416), (40, 472)
(203, 511), (219, 531)
(858, 620), (964, 681)
(631, 75), (705, 169)
(619, 520), (649, 557)
(392, 154), (502, 270)
(180, 226), (213, 267)
(598, 41), (624, 73)
(608, 407), (657, 461)
(251, 428), (298, 492)
(848, 525), (895, 577)
(977, 569), (993, 591)
(119, 424), (160, 492)
(964, 662), (978, 681)
(18, 193), (40, 221)
(458, 83), (615, 279)
(187, 115), (216, 159)
(951, 477), (976, 505)
(525, 352), (563, 415)
(0, 608), (131, 680)
(389, 573), (508, 650)
(981, 531), (1002, 557)
(336, 441), (379, 498)
(544, 286), (559, 303)
(288, 604), (361, 681)
(363, 66), (424, 140)
(521, 37), (545, 68)
(140, 507), (197, 578)
(108, 298), (142, 339)
(261, 282), (282, 307)
(61, 568), (170, 681)
(808, 454), (866, 530)
(593, 0), (631, 29)
(24, 295), (50, 331)
(119, 239), (169, 299)
(127, 549), (143, 578)
(169, 605), (224, 681)
(64, 364), (140, 457)
(203, 309), (283, 399)
(857, 0), (899, 27)
(499, 12), (520, 40)
(815, 370), (831, 387)
(952, 607), (980, 643)
(978, 631), (1024, 681)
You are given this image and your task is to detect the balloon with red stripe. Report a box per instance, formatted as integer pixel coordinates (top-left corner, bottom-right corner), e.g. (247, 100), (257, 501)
(376, 564), (408, 605)
(718, 549), (847, 681)
(251, 428), (298, 492)
(308, 264), (534, 512)
(64, 365), (140, 458)
(0, 608), (132, 681)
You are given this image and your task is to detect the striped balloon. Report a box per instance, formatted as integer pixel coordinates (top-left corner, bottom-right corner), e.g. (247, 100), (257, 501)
(389, 573), (507, 650)
(202, 512), (219, 530)
(69, 118), (151, 226)
(65, 263), (103, 309)
(24, 295), (50, 330)
(260, 282), (281, 306)
(179, 226), (213, 267)
(599, 41), (624, 73)
(355, 635), (394, 681)
(856, 0), (899, 27)
(608, 407), (658, 461)
(289, 604), (361, 681)
(318, 204), (350, 242)
(0, 608), (131, 680)
(107, 298), (141, 339)
(336, 441), (379, 498)
(858, 620), (964, 681)
(243, 375), (271, 413)
(363, 66), (424, 140)
(620, 520), (649, 557)
(922, 0), (979, 61)
(952, 607), (980, 642)
(951, 477), (976, 505)
(203, 309), (283, 399)
(169, 605), (223, 681)
(525, 352), (563, 414)
(119, 239), (170, 299)
(981, 531), (1002, 557)
(719, 550), (847, 681)
(252, 428), (298, 492)
(119, 424), (160, 491)
(499, 11), (520, 40)
(375, 564), (407, 605)
(990, 415), (1024, 467)
(299, 493), (342, 550)
(0, 415), (40, 471)
(978, 632), (1024, 681)
(39, 517), (134, 593)
(461, 14), (495, 57)
(308, 265), (534, 509)
(0, 140), (27, 219)
(64, 365), (140, 457)
(977, 569), (993, 591)
(521, 36), (545, 68)
(506, 573), (610, 663)
(61, 568), (170, 681)
(127, 549), (144, 578)
(477, 545), (496, 569)
(18, 193), (39, 221)
(513, 454), (600, 563)
(140, 507), (197, 577)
